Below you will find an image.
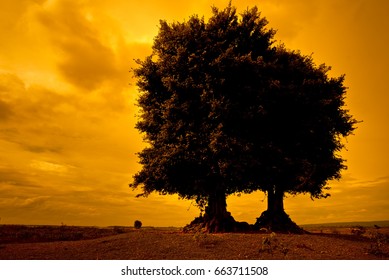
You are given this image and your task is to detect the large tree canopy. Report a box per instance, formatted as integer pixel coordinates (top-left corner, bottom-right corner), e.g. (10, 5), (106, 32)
(131, 4), (356, 232)
(249, 46), (357, 231)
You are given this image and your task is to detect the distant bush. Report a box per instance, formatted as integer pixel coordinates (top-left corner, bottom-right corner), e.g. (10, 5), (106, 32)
(134, 220), (142, 229)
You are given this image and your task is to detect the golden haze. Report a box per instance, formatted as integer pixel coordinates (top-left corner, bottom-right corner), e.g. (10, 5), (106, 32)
(0, 0), (388, 227)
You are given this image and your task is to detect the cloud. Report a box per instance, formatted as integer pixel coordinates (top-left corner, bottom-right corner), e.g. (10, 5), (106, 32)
(30, 160), (72, 174)
(36, 0), (120, 90)
(285, 175), (389, 224)
(0, 0), (33, 40)
(0, 100), (12, 121)
(0, 73), (70, 153)
(16, 196), (51, 208)
(1, 0), (388, 227)
(0, 69), (146, 226)
(0, 73), (25, 95)
(0, 166), (39, 190)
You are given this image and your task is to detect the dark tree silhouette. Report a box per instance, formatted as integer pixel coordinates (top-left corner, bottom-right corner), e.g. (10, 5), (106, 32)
(251, 46), (357, 232)
(134, 220), (142, 229)
(131, 4), (357, 233)
(131, 4), (275, 232)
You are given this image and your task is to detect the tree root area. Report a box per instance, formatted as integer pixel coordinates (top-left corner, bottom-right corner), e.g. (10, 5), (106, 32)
(183, 211), (306, 234)
(183, 214), (253, 233)
(254, 210), (307, 234)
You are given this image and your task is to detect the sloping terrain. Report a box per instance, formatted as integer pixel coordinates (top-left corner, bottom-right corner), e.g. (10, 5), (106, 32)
(0, 225), (388, 260)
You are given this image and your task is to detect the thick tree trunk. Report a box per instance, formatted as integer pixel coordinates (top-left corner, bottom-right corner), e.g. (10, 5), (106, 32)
(255, 187), (304, 233)
(204, 192), (234, 232)
(267, 186), (284, 213)
(184, 191), (250, 233)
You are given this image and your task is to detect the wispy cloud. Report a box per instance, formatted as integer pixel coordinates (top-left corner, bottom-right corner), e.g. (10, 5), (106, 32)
(285, 175), (389, 224)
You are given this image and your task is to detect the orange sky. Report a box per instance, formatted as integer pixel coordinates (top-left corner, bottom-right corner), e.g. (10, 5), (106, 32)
(0, 0), (388, 227)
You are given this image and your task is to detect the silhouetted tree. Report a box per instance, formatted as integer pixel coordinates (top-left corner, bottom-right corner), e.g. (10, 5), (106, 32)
(131, 4), (357, 233)
(134, 220), (142, 229)
(251, 46), (357, 232)
(131, 4), (275, 232)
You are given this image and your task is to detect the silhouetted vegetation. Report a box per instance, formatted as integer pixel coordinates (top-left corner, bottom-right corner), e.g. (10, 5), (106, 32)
(131, 3), (356, 232)
(134, 220), (142, 229)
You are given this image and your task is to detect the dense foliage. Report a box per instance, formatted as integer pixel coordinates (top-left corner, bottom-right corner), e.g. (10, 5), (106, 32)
(131, 4), (356, 232)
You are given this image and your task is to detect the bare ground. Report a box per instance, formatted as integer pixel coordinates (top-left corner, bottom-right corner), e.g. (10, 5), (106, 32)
(1, 225), (388, 260)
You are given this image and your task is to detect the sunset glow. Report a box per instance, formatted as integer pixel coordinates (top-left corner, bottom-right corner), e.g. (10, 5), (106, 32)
(1, 0), (388, 227)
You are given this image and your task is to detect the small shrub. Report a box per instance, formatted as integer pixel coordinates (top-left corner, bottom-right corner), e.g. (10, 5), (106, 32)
(260, 232), (277, 254)
(258, 232), (290, 258)
(134, 220), (142, 229)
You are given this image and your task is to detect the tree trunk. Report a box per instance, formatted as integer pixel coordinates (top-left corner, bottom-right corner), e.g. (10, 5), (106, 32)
(267, 186), (284, 214)
(204, 191), (234, 232)
(255, 187), (304, 233)
(183, 191), (250, 233)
